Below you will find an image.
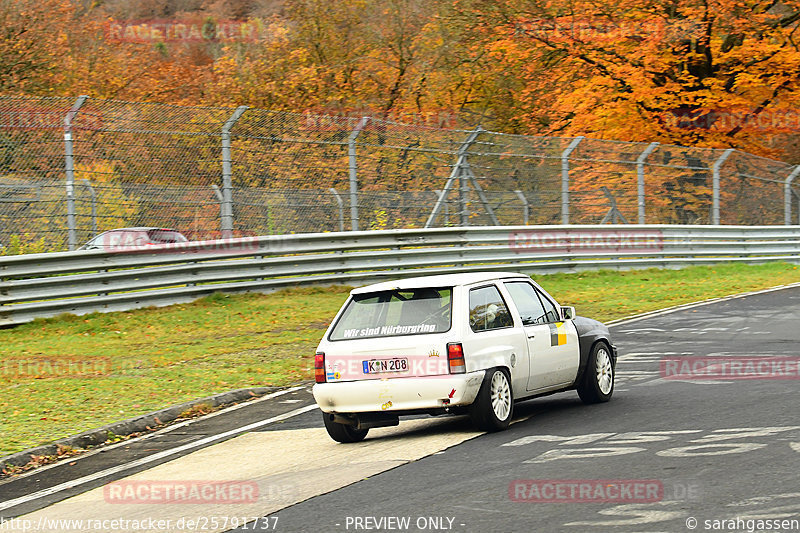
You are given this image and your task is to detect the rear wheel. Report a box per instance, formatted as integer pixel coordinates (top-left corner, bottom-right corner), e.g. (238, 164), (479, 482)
(322, 413), (369, 443)
(469, 368), (513, 432)
(577, 342), (614, 404)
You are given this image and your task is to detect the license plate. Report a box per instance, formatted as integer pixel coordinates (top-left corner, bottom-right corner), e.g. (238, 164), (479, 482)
(362, 358), (409, 374)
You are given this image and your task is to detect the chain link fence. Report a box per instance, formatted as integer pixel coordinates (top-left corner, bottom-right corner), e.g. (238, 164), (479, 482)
(1, 95), (798, 252)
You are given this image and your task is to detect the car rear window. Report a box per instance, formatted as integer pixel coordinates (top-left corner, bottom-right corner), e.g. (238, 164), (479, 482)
(329, 287), (452, 340)
(147, 229), (187, 243)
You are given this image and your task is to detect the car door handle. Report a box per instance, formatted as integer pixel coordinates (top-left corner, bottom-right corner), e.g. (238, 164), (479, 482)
(527, 333), (535, 338)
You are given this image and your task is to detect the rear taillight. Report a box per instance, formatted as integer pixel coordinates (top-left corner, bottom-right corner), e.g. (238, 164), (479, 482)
(314, 352), (326, 383)
(447, 343), (465, 374)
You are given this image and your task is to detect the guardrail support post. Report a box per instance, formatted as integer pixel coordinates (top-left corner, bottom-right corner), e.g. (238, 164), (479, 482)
(329, 188), (344, 232)
(64, 95), (88, 251)
(561, 136), (584, 225)
(712, 148), (734, 225)
(784, 165), (800, 225)
(348, 117), (370, 231)
(636, 142), (659, 224)
(221, 106), (248, 239)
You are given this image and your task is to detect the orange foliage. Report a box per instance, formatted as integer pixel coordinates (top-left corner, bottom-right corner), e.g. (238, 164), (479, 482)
(458, 0), (800, 157)
(1, 0), (800, 163)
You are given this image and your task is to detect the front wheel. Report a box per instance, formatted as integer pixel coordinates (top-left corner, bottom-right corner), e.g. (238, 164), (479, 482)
(322, 413), (368, 443)
(469, 368), (513, 432)
(577, 342), (614, 404)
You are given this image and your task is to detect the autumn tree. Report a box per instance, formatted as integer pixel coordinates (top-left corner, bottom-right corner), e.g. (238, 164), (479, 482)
(454, 0), (800, 151)
(0, 0), (75, 93)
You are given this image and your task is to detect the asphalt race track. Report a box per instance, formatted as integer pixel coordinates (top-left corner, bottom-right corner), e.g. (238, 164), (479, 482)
(2, 285), (799, 533)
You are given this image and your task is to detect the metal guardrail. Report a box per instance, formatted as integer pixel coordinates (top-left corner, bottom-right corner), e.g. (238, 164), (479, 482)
(4, 96), (800, 253)
(2, 225), (799, 326)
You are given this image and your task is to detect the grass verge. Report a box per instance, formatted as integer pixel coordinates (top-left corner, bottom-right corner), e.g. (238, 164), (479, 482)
(1, 262), (799, 457)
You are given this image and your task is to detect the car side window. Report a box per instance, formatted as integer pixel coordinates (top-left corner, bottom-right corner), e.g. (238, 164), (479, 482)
(130, 231), (148, 246)
(504, 281), (548, 325)
(535, 288), (560, 323)
(469, 285), (513, 332)
(107, 231), (125, 248)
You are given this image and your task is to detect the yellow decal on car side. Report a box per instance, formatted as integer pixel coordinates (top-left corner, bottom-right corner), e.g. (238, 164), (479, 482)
(549, 322), (568, 346)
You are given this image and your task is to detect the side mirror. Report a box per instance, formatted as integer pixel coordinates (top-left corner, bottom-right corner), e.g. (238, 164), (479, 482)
(561, 306), (576, 320)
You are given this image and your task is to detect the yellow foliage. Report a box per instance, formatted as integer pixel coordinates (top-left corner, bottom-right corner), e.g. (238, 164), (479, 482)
(74, 161), (139, 228)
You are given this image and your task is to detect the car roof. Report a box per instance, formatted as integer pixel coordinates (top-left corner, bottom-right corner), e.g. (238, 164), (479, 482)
(350, 271), (532, 294)
(99, 227), (179, 233)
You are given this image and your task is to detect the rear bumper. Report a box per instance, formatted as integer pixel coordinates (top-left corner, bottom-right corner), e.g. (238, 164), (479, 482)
(312, 371), (486, 414)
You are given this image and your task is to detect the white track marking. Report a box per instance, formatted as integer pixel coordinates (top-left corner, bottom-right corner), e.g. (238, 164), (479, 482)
(1, 386), (308, 482)
(0, 404), (318, 512)
(607, 281), (800, 327)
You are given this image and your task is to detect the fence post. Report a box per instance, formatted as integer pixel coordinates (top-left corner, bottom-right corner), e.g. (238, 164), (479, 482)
(561, 136), (584, 225)
(712, 148), (734, 225)
(80, 179), (97, 238)
(221, 106), (248, 239)
(348, 117), (370, 231)
(64, 95), (88, 251)
(425, 127), (482, 227)
(600, 186), (629, 224)
(636, 142), (659, 224)
(514, 190), (529, 225)
(784, 166), (800, 225)
(329, 188), (344, 232)
(435, 190), (449, 226)
(459, 155), (468, 226)
(211, 184), (224, 235)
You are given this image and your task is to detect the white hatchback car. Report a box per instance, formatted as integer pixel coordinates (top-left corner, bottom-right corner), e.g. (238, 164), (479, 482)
(312, 272), (617, 442)
(79, 227), (188, 251)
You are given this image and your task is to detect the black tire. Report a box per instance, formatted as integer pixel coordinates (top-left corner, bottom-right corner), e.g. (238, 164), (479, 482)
(322, 413), (368, 443)
(469, 367), (513, 432)
(577, 341), (615, 404)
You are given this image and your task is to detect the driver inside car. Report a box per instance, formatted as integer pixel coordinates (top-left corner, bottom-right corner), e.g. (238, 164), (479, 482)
(398, 288), (449, 330)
